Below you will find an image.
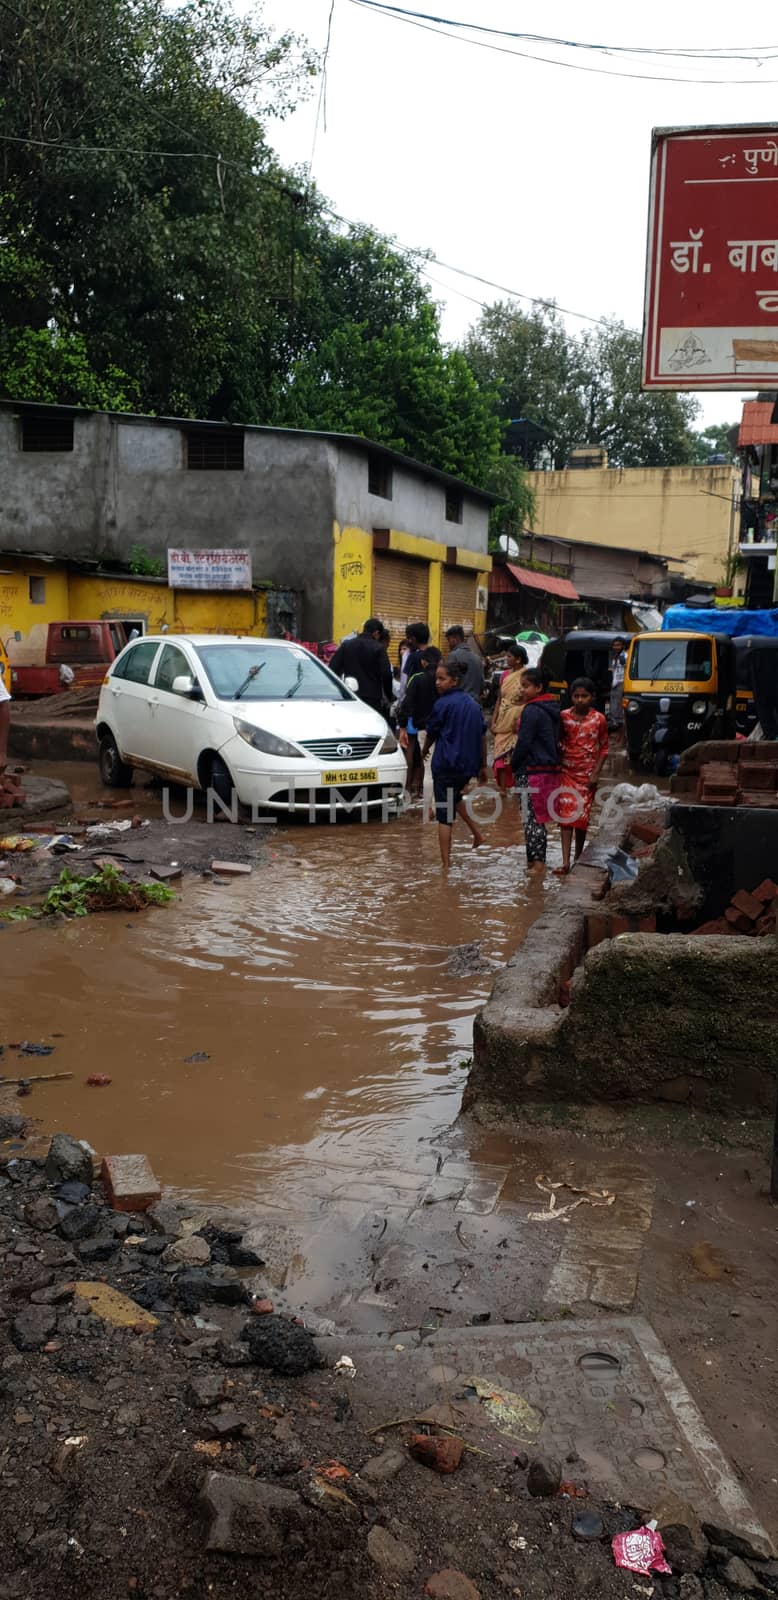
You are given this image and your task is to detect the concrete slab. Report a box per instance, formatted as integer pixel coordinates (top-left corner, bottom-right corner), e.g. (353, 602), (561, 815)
(1, 774), (72, 819)
(318, 1317), (769, 1552)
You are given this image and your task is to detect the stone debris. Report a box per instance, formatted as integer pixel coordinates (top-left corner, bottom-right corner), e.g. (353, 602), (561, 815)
(163, 1234), (211, 1267)
(527, 1455), (562, 1497)
(425, 1569), (482, 1600)
(241, 1313), (320, 1375)
(200, 1472), (306, 1556)
(360, 1448), (408, 1483)
(45, 1133), (94, 1187)
(367, 1524), (417, 1576)
(408, 1434), (464, 1474)
(651, 1492), (709, 1573)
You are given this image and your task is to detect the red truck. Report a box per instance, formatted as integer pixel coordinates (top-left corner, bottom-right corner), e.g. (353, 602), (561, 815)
(10, 621), (130, 697)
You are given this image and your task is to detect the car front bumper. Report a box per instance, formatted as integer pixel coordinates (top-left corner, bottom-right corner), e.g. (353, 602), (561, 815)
(219, 738), (408, 815)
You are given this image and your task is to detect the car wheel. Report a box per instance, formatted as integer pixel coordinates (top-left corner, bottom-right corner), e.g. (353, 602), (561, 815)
(99, 733), (133, 788)
(209, 753), (236, 809)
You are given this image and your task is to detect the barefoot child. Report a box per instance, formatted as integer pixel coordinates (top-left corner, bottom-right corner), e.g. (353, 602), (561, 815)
(554, 677), (609, 875)
(422, 658), (487, 870)
(510, 668), (561, 872)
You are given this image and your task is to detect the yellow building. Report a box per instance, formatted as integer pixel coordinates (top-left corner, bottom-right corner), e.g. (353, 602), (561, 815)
(526, 463), (741, 587)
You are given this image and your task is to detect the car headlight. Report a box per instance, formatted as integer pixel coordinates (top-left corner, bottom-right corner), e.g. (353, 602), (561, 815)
(691, 699), (707, 716)
(378, 729), (398, 754)
(626, 700), (640, 715)
(233, 718), (303, 758)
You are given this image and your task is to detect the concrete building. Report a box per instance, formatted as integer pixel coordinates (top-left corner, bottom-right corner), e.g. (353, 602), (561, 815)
(526, 461), (740, 586)
(0, 402), (493, 655)
(488, 533), (673, 637)
(737, 399), (778, 607)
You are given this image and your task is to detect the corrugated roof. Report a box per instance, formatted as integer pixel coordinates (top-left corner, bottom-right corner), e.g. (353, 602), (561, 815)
(505, 563), (580, 601)
(738, 400), (778, 447)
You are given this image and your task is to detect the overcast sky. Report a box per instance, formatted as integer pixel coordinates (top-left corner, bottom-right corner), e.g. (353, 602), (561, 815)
(256, 0), (778, 431)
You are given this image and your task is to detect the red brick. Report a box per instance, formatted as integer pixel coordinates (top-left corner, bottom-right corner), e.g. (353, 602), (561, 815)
(739, 792), (778, 809)
(752, 878), (778, 902)
(724, 908), (752, 933)
(637, 914), (657, 932)
(609, 915), (630, 937)
(700, 789), (739, 806)
(585, 913), (610, 949)
(101, 1154), (161, 1214)
(756, 912), (776, 936)
(738, 763), (778, 791)
(740, 742), (778, 764)
(692, 918), (729, 935)
(731, 889), (764, 922)
(630, 821), (663, 846)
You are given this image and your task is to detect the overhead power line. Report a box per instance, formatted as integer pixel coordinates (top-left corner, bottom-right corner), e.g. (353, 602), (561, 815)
(349, 0), (778, 84)
(349, 0), (778, 63)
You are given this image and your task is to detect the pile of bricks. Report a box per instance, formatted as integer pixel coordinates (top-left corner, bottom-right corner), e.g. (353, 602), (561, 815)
(693, 879), (777, 937)
(689, 744), (778, 808)
(0, 769), (26, 810)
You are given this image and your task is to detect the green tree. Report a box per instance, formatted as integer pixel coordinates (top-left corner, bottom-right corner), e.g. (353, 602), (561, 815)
(463, 301), (588, 469)
(690, 421), (740, 464)
(484, 455), (535, 553)
(578, 320), (700, 468)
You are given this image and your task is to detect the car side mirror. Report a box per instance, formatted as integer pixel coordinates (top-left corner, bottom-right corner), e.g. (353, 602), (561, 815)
(172, 675), (203, 700)
(344, 675), (359, 694)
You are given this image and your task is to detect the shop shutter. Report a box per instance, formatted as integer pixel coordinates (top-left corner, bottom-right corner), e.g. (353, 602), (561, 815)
(372, 553), (430, 644)
(441, 567), (478, 637)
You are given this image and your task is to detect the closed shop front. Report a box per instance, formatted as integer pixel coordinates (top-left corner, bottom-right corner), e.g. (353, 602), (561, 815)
(372, 552), (430, 642)
(441, 566), (478, 637)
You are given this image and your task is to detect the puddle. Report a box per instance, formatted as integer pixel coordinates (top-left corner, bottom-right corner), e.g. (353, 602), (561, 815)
(1, 794), (557, 1210)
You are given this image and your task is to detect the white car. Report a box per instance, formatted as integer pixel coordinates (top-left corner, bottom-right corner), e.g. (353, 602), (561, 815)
(95, 634), (406, 817)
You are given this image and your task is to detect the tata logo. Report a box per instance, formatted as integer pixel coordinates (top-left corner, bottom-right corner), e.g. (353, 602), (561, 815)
(336, 742), (353, 758)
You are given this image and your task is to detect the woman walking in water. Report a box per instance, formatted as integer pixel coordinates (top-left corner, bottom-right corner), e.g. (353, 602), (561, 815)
(491, 643), (528, 790)
(554, 677), (609, 875)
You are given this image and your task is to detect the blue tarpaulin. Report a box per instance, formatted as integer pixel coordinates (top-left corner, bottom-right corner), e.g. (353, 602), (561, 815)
(661, 606), (778, 637)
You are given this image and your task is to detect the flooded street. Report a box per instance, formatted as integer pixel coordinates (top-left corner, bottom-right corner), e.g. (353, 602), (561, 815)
(3, 790), (557, 1209)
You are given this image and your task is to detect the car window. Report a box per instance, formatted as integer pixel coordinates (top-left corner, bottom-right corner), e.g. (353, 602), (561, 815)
(197, 643), (350, 701)
(111, 641), (160, 685)
(154, 644), (194, 694)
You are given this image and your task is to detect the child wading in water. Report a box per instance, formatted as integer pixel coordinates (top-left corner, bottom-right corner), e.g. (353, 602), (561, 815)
(422, 658), (487, 870)
(554, 676), (609, 876)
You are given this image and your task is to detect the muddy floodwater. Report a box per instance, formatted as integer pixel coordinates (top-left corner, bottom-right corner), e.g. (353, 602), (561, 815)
(3, 790), (557, 1208)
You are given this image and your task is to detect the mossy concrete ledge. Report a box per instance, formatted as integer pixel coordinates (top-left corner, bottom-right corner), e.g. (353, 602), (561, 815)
(469, 923), (778, 1115)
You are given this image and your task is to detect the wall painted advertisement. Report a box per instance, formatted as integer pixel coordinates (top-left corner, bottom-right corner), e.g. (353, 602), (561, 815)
(643, 124), (778, 390)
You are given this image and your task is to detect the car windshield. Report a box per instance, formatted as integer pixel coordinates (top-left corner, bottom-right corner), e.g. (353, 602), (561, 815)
(631, 638), (713, 683)
(197, 643), (350, 701)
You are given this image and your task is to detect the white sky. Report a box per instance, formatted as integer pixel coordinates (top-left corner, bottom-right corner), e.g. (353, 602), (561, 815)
(257, 0), (778, 430)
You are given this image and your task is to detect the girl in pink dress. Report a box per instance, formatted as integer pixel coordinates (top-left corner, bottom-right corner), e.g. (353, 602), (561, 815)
(554, 677), (609, 876)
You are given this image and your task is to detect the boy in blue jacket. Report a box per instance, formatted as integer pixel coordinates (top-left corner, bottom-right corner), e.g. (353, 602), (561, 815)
(422, 658), (487, 870)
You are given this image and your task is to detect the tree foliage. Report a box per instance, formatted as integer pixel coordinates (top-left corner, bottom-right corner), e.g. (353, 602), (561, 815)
(464, 303), (702, 470)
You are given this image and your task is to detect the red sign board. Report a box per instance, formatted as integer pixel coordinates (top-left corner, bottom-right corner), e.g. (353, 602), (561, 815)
(643, 124), (778, 390)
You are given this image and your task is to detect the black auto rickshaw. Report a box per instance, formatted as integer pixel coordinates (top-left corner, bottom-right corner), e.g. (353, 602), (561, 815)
(540, 630), (625, 716)
(623, 630), (736, 773)
(734, 635), (778, 738)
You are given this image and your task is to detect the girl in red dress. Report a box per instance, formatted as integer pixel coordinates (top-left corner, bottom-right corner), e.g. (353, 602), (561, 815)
(554, 677), (609, 876)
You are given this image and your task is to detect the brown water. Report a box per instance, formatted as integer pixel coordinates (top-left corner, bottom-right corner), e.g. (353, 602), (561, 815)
(2, 792), (557, 1209)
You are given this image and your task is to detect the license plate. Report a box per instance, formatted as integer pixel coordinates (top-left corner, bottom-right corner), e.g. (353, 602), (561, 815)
(322, 768), (378, 785)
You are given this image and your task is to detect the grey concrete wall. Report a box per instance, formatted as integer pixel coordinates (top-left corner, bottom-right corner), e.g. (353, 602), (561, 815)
(0, 411), (110, 558)
(0, 412), (339, 639)
(334, 447), (490, 556)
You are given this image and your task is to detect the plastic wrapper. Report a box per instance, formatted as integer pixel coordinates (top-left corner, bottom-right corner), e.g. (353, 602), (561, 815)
(612, 1525), (672, 1576)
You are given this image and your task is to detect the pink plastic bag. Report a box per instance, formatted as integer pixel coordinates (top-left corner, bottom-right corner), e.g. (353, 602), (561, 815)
(612, 1526), (672, 1577)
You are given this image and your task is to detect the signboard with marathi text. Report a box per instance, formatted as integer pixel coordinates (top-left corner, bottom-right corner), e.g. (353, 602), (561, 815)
(643, 124), (778, 390)
(167, 548), (252, 590)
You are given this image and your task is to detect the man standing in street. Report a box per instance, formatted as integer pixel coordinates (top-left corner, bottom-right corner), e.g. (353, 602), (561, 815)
(330, 618), (393, 717)
(422, 658), (487, 870)
(0, 662), (11, 793)
(444, 625), (484, 703)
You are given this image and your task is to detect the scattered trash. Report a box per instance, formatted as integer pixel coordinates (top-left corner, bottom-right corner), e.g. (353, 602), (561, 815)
(184, 1052), (210, 1064)
(573, 1510), (604, 1540)
(559, 1480), (589, 1500)
(63, 1435), (88, 1449)
(0, 835), (37, 852)
(507, 1527), (528, 1552)
(19, 1041), (55, 1057)
(0, 877), (17, 895)
(409, 1433), (464, 1474)
(335, 1355), (356, 1379)
(193, 1439), (223, 1457)
(606, 847), (640, 885)
(86, 1075), (112, 1087)
(460, 1377), (543, 1444)
(316, 1459), (351, 1482)
(528, 1174), (616, 1224)
(612, 1524), (672, 1577)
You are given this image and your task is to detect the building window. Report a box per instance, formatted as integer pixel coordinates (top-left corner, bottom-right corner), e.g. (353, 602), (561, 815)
(29, 577), (46, 605)
(368, 454), (392, 499)
(185, 428), (244, 470)
(445, 490), (463, 524)
(20, 414), (74, 452)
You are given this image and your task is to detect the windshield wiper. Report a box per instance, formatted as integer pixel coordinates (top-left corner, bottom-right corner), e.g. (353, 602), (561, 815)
(648, 649), (675, 683)
(234, 662), (265, 700)
(286, 661), (305, 698)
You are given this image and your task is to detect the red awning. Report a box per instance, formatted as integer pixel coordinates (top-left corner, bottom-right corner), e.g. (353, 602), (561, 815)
(738, 400), (778, 447)
(505, 563), (579, 602)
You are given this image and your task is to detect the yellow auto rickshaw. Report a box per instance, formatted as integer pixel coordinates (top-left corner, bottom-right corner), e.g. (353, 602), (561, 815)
(623, 631), (736, 773)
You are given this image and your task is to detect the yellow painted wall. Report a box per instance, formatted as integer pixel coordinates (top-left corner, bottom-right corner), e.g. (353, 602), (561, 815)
(0, 560), (267, 665)
(331, 522), (492, 646)
(331, 524), (374, 640)
(526, 464), (740, 585)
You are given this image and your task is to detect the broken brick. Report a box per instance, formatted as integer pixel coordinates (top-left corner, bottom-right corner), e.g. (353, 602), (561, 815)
(101, 1154), (161, 1214)
(629, 821), (663, 845)
(731, 890), (763, 923)
(737, 763), (777, 791)
(724, 908), (751, 933)
(691, 919), (729, 936)
(752, 879), (778, 903)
